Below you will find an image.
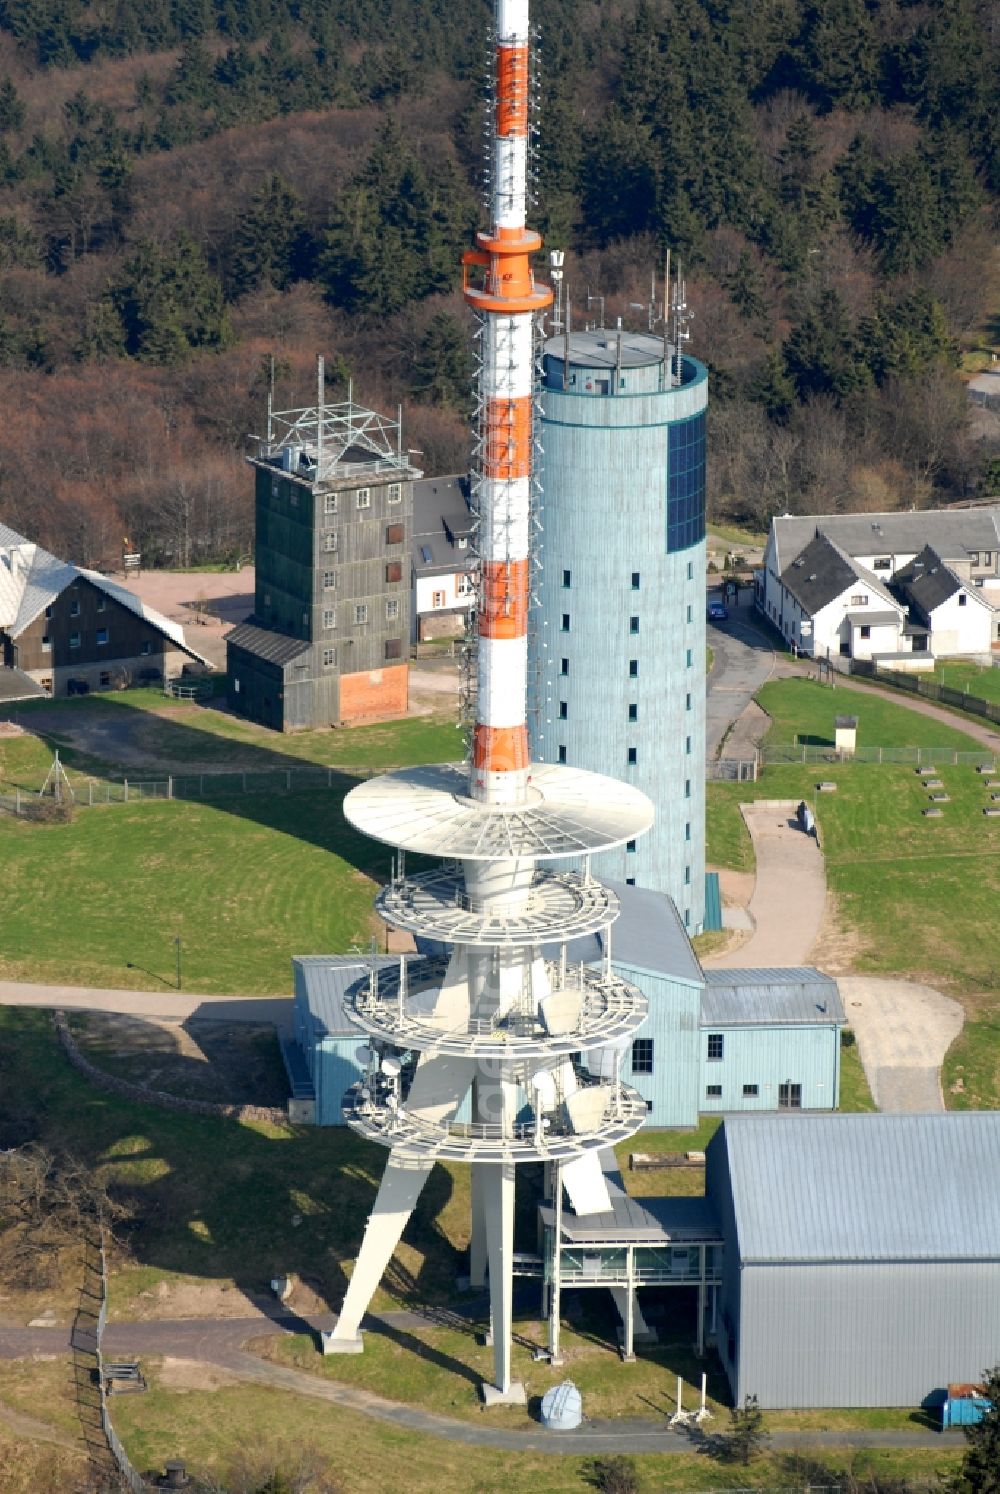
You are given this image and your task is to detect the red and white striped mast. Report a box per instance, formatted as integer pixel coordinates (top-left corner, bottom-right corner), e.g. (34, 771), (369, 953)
(463, 0), (552, 806)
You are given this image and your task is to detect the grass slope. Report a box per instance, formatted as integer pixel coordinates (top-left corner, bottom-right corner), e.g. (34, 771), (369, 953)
(757, 676), (986, 750)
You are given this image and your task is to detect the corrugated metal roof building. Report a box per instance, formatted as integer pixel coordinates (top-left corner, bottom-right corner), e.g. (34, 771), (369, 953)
(706, 1112), (1000, 1408)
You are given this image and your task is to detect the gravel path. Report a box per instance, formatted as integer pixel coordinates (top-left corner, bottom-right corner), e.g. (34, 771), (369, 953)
(704, 805), (826, 968)
(0, 980), (292, 1029)
(0, 1314), (953, 1454)
(837, 976), (965, 1112)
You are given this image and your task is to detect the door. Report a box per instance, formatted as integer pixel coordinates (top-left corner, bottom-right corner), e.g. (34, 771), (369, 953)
(778, 1082), (802, 1109)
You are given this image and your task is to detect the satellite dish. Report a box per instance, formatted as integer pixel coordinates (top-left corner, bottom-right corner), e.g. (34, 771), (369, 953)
(356, 1045), (374, 1065)
(381, 1056), (402, 1078)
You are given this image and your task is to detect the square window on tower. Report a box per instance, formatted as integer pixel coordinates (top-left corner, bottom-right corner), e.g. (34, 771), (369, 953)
(628, 703), (638, 722)
(631, 572), (640, 590)
(629, 616), (639, 634)
(560, 657), (569, 676)
(627, 747), (637, 765)
(561, 613), (571, 632)
(562, 569), (571, 588)
(558, 701), (567, 720)
(629, 659), (638, 678)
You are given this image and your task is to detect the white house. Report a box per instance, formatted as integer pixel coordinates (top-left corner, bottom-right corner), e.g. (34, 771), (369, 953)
(411, 476), (476, 642)
(759, 509), (1000, 664)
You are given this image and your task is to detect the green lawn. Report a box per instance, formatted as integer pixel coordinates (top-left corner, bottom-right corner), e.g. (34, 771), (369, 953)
(838, 1031), (876, 1112)
(932, 659), (1000, 705)
(0, 1008), (471, 1318)
(757, 676), (986, 751)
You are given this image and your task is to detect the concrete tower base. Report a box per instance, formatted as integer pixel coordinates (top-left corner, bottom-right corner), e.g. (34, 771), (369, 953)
(481, 1380), (527, 1408)
(321, 1332), (364, 1355)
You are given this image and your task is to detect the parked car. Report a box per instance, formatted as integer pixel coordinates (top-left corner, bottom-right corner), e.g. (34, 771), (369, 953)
(707, 600), (729, 621)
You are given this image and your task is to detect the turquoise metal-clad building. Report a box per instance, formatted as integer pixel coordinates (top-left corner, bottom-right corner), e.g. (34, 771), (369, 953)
(530, 330), (708, 931)
(698, 969), (844, 1114)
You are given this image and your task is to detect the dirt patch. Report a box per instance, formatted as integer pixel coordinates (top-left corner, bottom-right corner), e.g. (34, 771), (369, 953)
(129, 1280), (273, 1322)
(72, 1013), (289, 1107)
(715, 868), (754, 907)
(809, 890), (870, 975)
(0, 1398), (79, 1449)
(156, 1356), (245, 1392)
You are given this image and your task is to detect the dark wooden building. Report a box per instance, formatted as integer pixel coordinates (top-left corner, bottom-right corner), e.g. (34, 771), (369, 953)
(226, 389), (419, 732)
(0, 523), (207, 698)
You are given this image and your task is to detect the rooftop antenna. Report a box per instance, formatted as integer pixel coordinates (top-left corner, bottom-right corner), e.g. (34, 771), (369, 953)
(662, 248), (671, 390)
(267, 354), (275, 445)
(614, 317), (623, 394)
(549, 249), (565, 335)
(317, 354), (325, 480)
(671, 259), (691, 386)
(563, 295), (572, 391)
(586, 288), (605, 331)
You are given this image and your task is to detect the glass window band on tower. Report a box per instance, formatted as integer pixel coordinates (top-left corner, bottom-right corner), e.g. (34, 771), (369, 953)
(666, 410), (706, 554)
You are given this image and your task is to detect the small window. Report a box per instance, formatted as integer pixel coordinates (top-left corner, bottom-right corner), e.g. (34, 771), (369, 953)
(387, 483), (402, 504)
(850, 594), (868, 606)
(41, 635), (52, 652)
(557, 745), (567, 763)
(99, 671), (111, 687)
(707, 1033), (724, 1061)
(685, 821), (691, 842)
(684, 865), (691, 885)
(323, 571), (336, 589)
(354, 604), (368, 625)
(560, 657), (569, 676)
(742, 1083), (759, 1097)
(686, 648), (693, 667)
(685, 779), (691, 798)
(325, 494), (338, 515)
(384, 638), (402, 661)
(969, 553), (980, 566)
(627, 747), (637, 765)
(626, 839), (636, 853)
(685, 735), (692, 754)
(140, 642), (152, 656)
(322, 647), (337, 667)
(873, 556), (891, 571)
(958, 594), (967, 607)
(323, 609), (336, 630)
(432, 590), (445, 608)
(631, 572), (640, 590)
(561, 613), (570, 632)
(386, 522), (404, 544)
(629, 659), (638, 678)
(631, 1038), (654, 1075)
(356, 488), (371, 509)
(628, 703), (638, 722)
(629, 616), (639, 634)
(558, 701), (567, 719)
(386, 561), (403, 583)
(324, 531), (338, 552)
(860, 625), (870, 639)
(96, 595), (106, 612)
(69, 631), (81, 648)
(687, 561), (694, 581)
(779, 1082), (802, 1110)
(984, 552), (993, 566)
(685, 692), (692, 711)
(706, 1084), (722, 1098)
(45, 605), (52, 619)
(626, 877), (636, 885)
(645, 1099), (654, 1112)
(562, 569), (571, 588)
(70, 599), (80, 617)
(96, 627), (108, 646)
(386, 598), (400, 621)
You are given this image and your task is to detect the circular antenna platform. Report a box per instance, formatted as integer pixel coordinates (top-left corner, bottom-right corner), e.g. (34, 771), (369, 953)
(343, 762), (654, 861)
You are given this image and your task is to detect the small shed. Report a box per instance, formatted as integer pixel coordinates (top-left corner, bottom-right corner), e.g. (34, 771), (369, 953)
(699, 968), (844, 1112)
(834, 714), (858, 756)
(289, 955), (397, 1125)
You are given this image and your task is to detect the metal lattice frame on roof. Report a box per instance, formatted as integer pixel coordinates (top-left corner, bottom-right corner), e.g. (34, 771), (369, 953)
(253, 386), (420, 485)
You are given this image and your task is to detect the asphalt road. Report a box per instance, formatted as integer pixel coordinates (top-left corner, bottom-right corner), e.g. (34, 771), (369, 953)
(705, 603), (777, 761)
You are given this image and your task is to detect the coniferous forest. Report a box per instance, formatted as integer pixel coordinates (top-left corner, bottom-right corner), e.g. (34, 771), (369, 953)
(0, 0), (997, 564)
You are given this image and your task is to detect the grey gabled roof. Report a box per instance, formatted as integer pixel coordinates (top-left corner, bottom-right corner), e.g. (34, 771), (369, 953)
(715, 1113), (1000, 1263)
(0, 520), (209, 664)
(411, 476), (476, 577)
(701, 967), (844, 1027)
(772, 508), (1000, 575)
(779, 533), (857, 613)
(561, 880), (704, 987)
(892, 545), (964, 622)
(226, 620), (310, 667)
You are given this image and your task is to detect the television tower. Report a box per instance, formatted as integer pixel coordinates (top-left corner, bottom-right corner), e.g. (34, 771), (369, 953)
(323, 0), (655, 1403)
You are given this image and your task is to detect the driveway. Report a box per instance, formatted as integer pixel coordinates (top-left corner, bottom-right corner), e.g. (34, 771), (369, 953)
(837, 976), (964, 1112)
(705, 603), (776, 761)
(705, 804), (826, 968)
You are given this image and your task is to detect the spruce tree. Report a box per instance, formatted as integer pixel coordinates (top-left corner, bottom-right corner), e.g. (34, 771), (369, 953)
(951, 1366), (1000, 1494)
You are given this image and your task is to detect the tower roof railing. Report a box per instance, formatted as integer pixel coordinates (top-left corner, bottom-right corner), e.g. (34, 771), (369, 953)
(250, 396), (421, 485)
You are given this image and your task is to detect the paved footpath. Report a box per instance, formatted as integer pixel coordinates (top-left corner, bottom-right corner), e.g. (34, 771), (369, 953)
(0, 980), (293, 1029)
(0, 1314), (954, 1456)
(838, 976), (964, 1113)
(705, 804), (827, 969)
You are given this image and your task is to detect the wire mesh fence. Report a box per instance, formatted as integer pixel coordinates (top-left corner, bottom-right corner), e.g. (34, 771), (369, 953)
(850, 658), (1000, 725)
(763, 743), (996, 769)
(0, 762), (376, 814)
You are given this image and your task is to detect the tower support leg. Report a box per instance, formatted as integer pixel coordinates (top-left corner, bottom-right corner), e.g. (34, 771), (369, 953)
(323, 1155), (433, 1353)
(480, 1162), (525, 1405)
(469, 1162), (488, 1289)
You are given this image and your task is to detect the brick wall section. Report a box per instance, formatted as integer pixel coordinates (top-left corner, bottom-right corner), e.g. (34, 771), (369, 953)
(339, 663), (408, 722)
(53, 1011), (288, 1125)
